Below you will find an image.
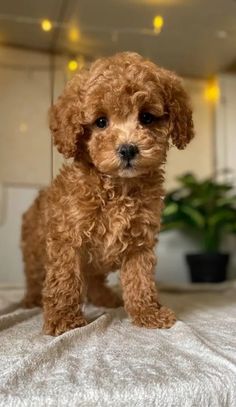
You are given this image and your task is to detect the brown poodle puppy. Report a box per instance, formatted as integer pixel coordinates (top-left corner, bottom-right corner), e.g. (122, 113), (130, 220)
(21, 52), (194, 336)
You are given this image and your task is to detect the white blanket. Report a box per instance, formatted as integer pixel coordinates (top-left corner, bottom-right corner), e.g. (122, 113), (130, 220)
(0, 283), (236, 407)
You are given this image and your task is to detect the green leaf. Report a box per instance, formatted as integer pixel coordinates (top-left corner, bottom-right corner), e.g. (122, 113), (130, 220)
(181, 206), (205, 229)
(162, 203), (178, 216)
(161, 172), (236, 248)
(208, 210), (236, 227)
(217, 196), (236, 207)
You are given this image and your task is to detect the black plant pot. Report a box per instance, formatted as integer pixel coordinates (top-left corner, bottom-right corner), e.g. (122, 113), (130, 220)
(186, 253), (229, 283)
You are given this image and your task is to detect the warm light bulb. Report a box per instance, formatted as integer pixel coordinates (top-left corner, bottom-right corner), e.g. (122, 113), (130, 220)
(153, 15), (164, 33)
(68, 59), (78, 72)
(69, 27), (80, 42)
(204, 81), (220, 102)
(41, 19), (53, 32)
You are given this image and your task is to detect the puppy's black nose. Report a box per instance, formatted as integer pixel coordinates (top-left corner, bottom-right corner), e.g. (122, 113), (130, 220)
(118, 144), (139, 161)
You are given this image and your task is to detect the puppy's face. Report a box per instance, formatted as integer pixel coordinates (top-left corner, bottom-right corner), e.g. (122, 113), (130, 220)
(50, 52), (194, 178)
(85, 78), (170, 178)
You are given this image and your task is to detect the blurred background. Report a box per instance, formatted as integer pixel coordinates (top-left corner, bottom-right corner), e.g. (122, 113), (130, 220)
(0, 0), (236, 286)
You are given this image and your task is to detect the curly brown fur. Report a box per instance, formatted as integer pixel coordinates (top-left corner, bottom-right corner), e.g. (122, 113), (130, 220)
(21, 52), (194, 335)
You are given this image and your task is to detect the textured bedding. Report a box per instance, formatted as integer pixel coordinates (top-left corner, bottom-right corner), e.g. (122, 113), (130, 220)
(0, 282), (236, 407)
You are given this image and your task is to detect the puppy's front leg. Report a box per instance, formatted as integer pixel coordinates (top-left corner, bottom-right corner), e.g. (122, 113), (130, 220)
(43, 238), (87, 336)
(120, 248), (176, 329)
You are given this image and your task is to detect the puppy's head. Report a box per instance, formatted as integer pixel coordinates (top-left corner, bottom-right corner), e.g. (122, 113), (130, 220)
(50, 52), (194, 178)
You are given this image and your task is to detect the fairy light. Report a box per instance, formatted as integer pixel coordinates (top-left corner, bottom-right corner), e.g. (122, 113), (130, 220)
(0, 14), (169, 38)
(204, 80), (220, 102)
(68, 59), (78, 71)
(68, 27), (80, 42)
(153, 15), (164, 33)
(41, 19), (53, 32)
(67, 56), (85, 72)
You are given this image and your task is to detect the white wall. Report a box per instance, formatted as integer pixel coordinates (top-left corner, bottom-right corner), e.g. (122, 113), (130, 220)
(0, 47), (52, 185)
(0, 47), (48, 285)
(215, 74), (236, 182)
(0, 186), (38, 285)
(0, 46), (63, 285)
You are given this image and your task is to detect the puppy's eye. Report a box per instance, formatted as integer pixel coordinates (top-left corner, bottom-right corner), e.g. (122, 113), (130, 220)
(139, 112), (156, 125)
(95, 117), (109, 129)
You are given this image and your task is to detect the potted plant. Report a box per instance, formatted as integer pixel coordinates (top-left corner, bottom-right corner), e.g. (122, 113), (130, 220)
(161, 173), (236, 283)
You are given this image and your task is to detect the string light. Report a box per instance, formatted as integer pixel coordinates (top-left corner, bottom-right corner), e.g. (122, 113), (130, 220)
(153, 15), (164, 33)
(204, 80), (220, 102)
(0, 13), (168, 37)
(68, 59), (78, 71)
(67, 56), (85, 72)
(41, 19), (53, 32)
(68, 27), (80, 42)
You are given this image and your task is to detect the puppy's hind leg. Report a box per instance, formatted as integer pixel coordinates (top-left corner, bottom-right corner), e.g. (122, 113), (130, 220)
(21, 223), (45, 308)
(21, 253), (45, 308)
(87, 274), (123, 308)
(21, 197), (45, 308)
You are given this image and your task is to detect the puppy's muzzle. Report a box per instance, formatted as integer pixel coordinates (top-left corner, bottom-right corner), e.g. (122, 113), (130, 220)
(118, 144), (139, 165)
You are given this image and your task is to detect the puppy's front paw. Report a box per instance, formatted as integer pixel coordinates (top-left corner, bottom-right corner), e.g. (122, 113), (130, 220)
(43, 316), (88, 336)
(132, 306), (176, 329)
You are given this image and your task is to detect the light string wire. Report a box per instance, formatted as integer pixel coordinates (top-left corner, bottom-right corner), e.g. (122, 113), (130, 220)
(0, 13), (161, 37)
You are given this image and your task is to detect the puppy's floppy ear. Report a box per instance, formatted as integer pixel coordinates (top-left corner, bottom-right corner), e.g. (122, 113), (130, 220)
(160, 70), (194, 149)
(49, 69), (88, 158)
